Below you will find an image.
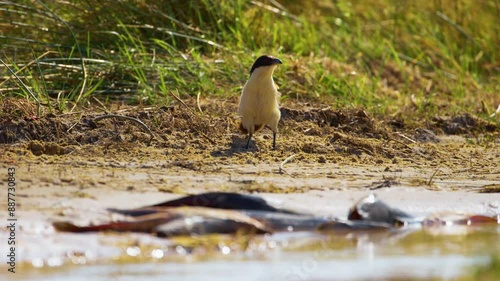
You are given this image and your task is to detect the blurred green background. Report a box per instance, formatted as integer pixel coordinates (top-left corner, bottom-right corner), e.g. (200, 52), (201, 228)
(0, 0), (498, 121)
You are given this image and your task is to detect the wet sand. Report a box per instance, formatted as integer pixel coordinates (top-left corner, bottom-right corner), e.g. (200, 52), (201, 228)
(0, 156), (498, 268)
(0, 99), (499, 279)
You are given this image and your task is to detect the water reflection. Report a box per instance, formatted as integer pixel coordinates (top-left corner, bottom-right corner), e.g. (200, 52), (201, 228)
(5, 226), (499, 281)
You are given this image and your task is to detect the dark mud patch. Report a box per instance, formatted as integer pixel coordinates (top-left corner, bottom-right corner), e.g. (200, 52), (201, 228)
(432, 113), (498, 135)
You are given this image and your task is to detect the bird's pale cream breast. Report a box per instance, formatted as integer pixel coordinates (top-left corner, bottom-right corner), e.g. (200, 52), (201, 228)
(238, 55), (282, 149)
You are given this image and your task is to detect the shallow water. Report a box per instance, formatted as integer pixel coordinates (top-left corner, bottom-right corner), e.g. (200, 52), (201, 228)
(4, 226), (499, 281)
(8, 256), (491, 281)
(2, 160), (499, 280)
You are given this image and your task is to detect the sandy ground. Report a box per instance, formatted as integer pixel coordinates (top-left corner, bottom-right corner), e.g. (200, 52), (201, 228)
(3, 156), (500, 218)
(1, 139), (499, 266)
(0, 98), (499, 276)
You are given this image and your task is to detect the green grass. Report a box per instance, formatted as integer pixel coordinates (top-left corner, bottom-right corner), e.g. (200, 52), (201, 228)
(0, 0), (498, 126)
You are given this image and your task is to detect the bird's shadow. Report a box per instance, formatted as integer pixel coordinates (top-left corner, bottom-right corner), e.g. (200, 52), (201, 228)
(211, 135), (258, 157)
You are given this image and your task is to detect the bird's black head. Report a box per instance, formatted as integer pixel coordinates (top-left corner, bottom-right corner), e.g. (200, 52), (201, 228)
(250, 55), (283, 75)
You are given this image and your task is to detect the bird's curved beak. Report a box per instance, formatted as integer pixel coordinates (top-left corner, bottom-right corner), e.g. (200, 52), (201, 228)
(272, 58), (283, 65)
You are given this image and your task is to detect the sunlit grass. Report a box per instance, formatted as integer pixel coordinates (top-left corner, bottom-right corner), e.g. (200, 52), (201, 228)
(0, 0), (498, 129)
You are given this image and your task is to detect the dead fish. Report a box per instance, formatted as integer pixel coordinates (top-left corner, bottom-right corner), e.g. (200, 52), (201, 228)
(155, 216), (267, 237)
(317, 219), (394, 233)
(149, 192), (296, 213)
(423, 213), (500, 227)
(53, 212), (181, 233)
(109, 192), (298, 217)
(155, 207), (272, 237)
(109, 207), (327, 233)
(240, 210), (330, 232)
(107, 207), (167, 217)
(54, 207), (272, 237)
(348, 194), (415, 226)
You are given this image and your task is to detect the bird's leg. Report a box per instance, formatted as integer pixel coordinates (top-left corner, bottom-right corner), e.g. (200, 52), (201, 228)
(245, 133), (253, 149)
(272, 132), (277, 150)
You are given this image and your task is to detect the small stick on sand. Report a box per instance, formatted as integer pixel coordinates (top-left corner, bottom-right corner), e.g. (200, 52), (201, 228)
(93, 114), (154, 144)
(66, 112), (84, 133)
(169, 90), (216, 145)
(196, 92), (203, 114)
(279, 153), (296, 175)
(169, 90), (192, 113)
(427, 167), (441, 186)
(395, 132), (417, 144)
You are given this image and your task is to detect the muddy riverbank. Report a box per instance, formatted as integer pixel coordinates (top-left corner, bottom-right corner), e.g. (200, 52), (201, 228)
(0, 97), (499, 280)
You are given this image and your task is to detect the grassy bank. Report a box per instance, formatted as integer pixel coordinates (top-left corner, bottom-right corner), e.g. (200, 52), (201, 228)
(0, 0), (498, 127)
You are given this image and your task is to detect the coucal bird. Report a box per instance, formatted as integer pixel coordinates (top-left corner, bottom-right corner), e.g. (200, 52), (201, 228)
(238, 55), (282, 150)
